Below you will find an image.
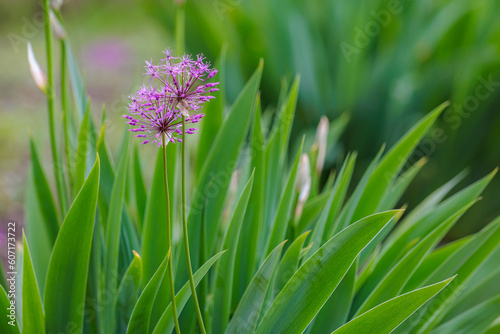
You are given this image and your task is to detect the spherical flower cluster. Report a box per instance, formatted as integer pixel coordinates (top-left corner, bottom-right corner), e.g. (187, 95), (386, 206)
(124, 48), (218, 145)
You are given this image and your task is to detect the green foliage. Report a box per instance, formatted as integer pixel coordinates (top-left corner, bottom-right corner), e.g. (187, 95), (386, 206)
(17, 8), (500, 334)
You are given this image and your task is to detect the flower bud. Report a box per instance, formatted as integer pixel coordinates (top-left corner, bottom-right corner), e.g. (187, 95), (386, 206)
(27, 42), (48, 94)
(49, 11), (66, 39)
(315, 116), (329, 174)
(295, 153), (311, 219)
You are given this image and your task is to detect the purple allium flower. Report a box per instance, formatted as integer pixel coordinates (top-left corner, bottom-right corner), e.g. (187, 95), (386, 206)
(145, 48), (218, 116)
(124, 49), (218, 145)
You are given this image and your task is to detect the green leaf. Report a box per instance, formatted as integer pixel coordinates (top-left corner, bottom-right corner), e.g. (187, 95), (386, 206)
(196, 45), (226, 180)
(213, 172), (254, 333)
(274, 231), (310, 294)
(444, 266), (500, 322)
(132, 144), (147, 229)
(96, 124), (115, 226)
(152, 251), (226, 334)
(378, 157), (427, 211)
(44, 156), (100, 334)
(116, 251), (143, 333)
(294, 189), (332, 235)
(64, 40), (87, 119)
(24, 171), (51, 290)
(309, 152), (356, 255)
(255, 210), (401, 334)
(141, 148), (176, 327)
(126, 251), (169, 334)
(332, 278), (455, 334)
(236, 96), (265, 300)
(311, 262), (357, 333)
(180, 61), (262, 283)
(362, 170), (495, 303)
(351, 102), (448, 223)
(226, 242), (285, 334)
(327, 145), (385, 238)
(353, 200), (476, 316)
(278, 75), (300, 157)
(264, 137), (304, 256)
(403, 236), (471, 293)
(103, 136), (129, 333)
(22, 231), (44, 334)
(74, 107), (91, 193)
(0, 285), (20, 333)
(411, 215), (500, 333)
(29, 137), (59, 246)
(141, 149), (169, 282)
(430, 294), (500, 334)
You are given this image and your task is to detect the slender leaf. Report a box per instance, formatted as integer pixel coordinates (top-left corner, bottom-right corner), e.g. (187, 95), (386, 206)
(226, 242), (285, 334)
(152, 251), (225, 334)
(213, 173), (254, 333)
(29, 137), (59, 246)
(126, 251), (169, 334)
(430, 294), (500, 334)
(44, 157), (100, 333)
(255, 210), (401, 334)
(22, 232), (44, 334)
(332, 278), (455, 334)
(264, 137), (304, 256)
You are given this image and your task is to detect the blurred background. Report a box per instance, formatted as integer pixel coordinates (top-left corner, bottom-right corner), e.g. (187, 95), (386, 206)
(1, 0), (499, 247)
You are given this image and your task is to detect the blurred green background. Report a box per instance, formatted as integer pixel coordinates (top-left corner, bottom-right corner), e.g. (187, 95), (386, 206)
(1, 0), (499, 245)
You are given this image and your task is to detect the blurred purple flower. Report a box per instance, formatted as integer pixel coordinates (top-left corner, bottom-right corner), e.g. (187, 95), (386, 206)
(124, 49), (218, 145)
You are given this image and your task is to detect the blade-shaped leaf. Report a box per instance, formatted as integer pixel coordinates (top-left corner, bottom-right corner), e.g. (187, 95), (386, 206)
(213, 173), (254, 333)
(332, 278), (455, 334)
(116, 251), (143, 333)
(353, 200), (476, 316)
(226, 242), (285, 334)
(264, 137), (304, 256)
(22, 232), (44, 334)
(44, 156), (100, 333)
(0, 285), (20, 333)
(274, 231), (310, 294)
(255, 210), (401, 334)
(103, 136), (129, 334)
(126, 250), (169, 334)
(351, 102), (448, 223)
(29, 137), (59, 246)
(429, 294), (500, 334)
(152, 251), (226, 334)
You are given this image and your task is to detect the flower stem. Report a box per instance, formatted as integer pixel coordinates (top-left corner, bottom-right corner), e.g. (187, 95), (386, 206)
(60, 39), (73, 197)
(42, 0), (68, 216)
(162, 132), (181, 334)
(182, 116), (207, 334)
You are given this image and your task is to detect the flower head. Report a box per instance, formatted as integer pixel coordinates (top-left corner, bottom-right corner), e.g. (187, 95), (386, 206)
(144, 48), (218, 116)
(124, 49), (217, 145)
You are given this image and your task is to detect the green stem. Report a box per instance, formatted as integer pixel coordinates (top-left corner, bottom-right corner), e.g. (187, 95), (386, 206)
(42, 0), (67, 216)
(60, 39), (73, 197)
(182, 116), (207, 334)
(162, 132), (181, 334)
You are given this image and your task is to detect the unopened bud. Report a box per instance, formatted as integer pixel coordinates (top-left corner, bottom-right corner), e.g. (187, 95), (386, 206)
(49, 11), (66, 39)
(295, 153), (311, 219)
(315, 116), (329, 174)
(27, 42), (48, 94)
